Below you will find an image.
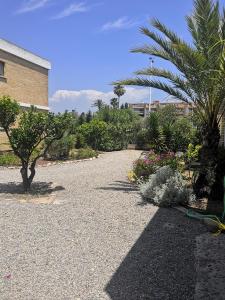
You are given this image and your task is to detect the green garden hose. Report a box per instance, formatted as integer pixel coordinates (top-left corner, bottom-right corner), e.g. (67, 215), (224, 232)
(187, 177), (225, 235)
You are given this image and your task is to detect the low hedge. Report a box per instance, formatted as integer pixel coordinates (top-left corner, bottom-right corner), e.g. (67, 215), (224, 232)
(0, 152), (20, 166)
(69, 148), (98, 160)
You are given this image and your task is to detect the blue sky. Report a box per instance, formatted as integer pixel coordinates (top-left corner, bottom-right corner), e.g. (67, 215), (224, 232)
(1, 0), (225, 112)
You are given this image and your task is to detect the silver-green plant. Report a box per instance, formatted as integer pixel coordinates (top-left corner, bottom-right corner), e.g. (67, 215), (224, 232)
(140, 166), (190, 207)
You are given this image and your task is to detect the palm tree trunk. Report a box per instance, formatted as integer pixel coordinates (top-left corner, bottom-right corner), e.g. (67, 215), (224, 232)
(193, 122), (221, 200)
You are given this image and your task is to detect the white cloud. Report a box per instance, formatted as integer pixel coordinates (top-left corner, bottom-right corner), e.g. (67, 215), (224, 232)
(101, 17), (139, 31)
(52, 2), (89, 20)
(16, 0), (50, 14)
(50, 87), (150, 112)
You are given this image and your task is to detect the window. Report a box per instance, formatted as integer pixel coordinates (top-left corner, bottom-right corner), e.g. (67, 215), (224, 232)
(0, 61), (4, 77)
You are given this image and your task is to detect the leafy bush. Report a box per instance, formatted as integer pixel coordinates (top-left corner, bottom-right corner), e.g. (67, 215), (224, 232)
(172, 118), (197, 152)
(139, 166), (190, 207)
(141, 106), (198, 152)
(70, 148), (98, 160)
(136, 129), (149, 149)
(75, 133), (87, 149)
(186, 143), (202, 162)
(0, 152), (20, 166)
(106, 123), (131, 150)
(78, 118), (136, 151)
(95, 107), (141, 148)
(133, 150), (180, 181)
(78, 119), (109, 151)
(46, 135), (76, 160)
(96, 106), (139, 125)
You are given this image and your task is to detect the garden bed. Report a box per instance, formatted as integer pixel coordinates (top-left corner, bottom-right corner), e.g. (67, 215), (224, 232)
(0, 148), (99, 169)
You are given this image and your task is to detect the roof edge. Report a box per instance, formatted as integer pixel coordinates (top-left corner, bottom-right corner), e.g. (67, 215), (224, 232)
(0, 38), (51, 70)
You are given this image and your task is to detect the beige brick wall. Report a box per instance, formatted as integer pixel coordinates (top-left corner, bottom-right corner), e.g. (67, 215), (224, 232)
(0, 49), (49, 107)
(0, 131), (10, 151)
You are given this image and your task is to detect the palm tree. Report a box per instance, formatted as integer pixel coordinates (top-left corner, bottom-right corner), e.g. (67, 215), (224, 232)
(116, 0), (225, 200)
(114, 84), (125, 108)
(110, 97), (119, 109)
(92, 99), (104, 111)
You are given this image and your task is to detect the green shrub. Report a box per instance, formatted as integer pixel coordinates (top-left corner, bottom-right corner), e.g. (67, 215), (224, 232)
(75, 133), (87, 149)
(46, 134), (76, 160)
(0, 152), (20, 166)
(186, 143), (202, 162)
(141, 106), (198, 153)
(105, 124), (130, 151)
(78, 118), (138, 152)
(78, 119), (109, 151)
(136, 129), (149, 149)
(69, 148), (98, 160)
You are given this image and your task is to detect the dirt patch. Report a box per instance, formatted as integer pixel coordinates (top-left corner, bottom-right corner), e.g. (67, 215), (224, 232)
(18, 195), (55, 204)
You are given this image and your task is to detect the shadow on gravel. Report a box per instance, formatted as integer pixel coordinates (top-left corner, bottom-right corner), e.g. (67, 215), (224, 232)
(0, 181), (65, 195)
(105, 208), (206, 300)
(96, 181), (139, 193)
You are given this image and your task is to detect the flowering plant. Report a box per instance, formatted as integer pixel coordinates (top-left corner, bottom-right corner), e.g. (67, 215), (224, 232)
(132, 150), (180, 182)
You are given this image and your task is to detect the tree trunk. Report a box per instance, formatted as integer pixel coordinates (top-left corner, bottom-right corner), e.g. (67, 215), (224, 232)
(29, 163), (36, 186)
(20, 162), (36, 192)
(20, 164), (30, 192)
(193, 122), (222, 200)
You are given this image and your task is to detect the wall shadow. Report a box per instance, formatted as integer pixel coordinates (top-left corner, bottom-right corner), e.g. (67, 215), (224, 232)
(105, 208), (206, 300)
(0, 181), (65, 195)
(96, 180), (139, 193)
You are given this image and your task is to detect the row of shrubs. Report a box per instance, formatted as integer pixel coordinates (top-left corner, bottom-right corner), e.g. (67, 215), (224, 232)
(47, 104), (198, 156)
(0, 148), (98, 166)
(45, 107), (140, 156)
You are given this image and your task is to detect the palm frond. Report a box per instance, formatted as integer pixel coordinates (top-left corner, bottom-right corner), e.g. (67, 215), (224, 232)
(135, 67), (196, 100)
(131, 45), (171, 61)
(151, 18), (182, 44)
(117, 77), (190, 103)
(116, 0), (225, 130)
(190, 0), (220, 55)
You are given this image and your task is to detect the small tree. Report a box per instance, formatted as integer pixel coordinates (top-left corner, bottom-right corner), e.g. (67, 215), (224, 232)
(110, 98), (119, 109)
(0, 96), (72, 191)
(113, 84), (125, 108)
(86, 110), (92, 123)
(92, 99), (105, 111)
(78, 112), (86, 125)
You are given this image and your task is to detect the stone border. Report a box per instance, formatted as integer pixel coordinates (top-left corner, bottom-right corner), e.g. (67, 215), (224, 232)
(0, 156), (99, 170)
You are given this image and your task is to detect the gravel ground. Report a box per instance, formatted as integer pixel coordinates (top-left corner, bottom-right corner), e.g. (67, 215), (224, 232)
(0, 150), (206, 300)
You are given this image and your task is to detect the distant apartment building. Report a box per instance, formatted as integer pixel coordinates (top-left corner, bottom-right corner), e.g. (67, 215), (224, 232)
(129, 100), (194, 117)
(0, 38), (51, 110)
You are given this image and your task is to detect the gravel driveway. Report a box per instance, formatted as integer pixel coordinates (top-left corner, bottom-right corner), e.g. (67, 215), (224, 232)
(0, 150), (205, 300)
